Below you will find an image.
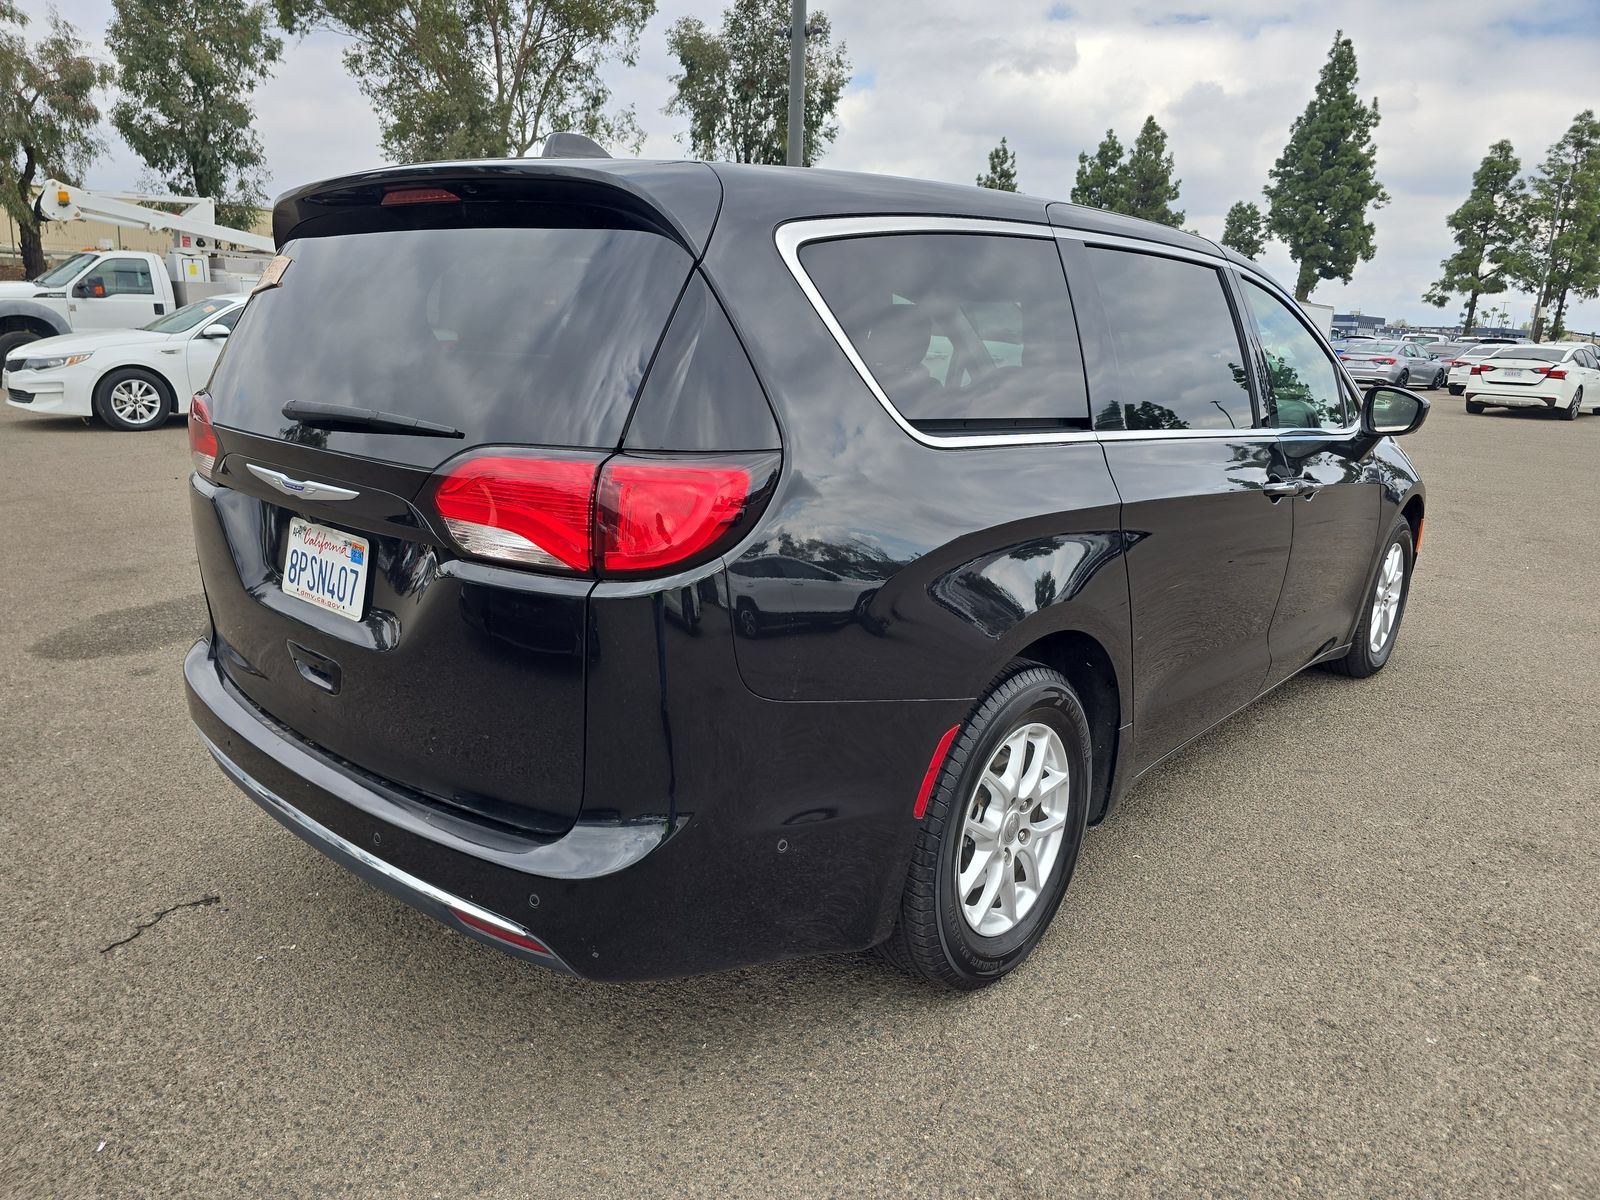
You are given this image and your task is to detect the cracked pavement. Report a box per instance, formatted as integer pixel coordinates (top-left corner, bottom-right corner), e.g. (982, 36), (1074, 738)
(1, 398), (1597, 1198)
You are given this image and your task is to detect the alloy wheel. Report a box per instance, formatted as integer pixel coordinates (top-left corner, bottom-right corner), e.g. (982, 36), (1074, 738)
(1369, 542), (1404, 655)
(956, 721), (1072, 937)
(109, 378), (164, 426)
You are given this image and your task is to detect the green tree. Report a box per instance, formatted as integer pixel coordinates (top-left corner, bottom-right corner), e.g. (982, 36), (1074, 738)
(1422, 140), (1523, 335)
(1120, 115), (1182, 226)
(0, 4), (111, 277)
(1071, 128), (1125, 211)
(1508, 110), (1600, 342)
(976, 136), (1018, 192)
(275, 0), (652, 161)
(1220, 200), (1266, 258)
(665, 0), (849, 166)
(108, 0), (282, 229)
(1263, 31), (1386, 300)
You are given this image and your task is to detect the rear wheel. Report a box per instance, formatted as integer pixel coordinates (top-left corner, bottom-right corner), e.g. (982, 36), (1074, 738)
(1465, 400), (1485, 414)
(1448, 385), (1464, 396)
(878, 665), (1091, 990)
(1431, 369), (1446, 389)
(1563, 388), (1582, 421)
(93, 367), (173, 431)
(1327, 518), (1413, 679)
(1397, 368), (1410, 387)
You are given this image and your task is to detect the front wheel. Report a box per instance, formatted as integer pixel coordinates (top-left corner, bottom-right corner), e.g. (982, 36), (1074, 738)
(93, 367), (173, 431)
(0, 328), (42, 366)
(878, 665), (1091, 990)
(1327, 518), (1414, 679)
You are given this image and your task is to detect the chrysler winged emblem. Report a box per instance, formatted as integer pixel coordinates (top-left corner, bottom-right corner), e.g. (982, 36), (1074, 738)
(246, 464), (360, 502)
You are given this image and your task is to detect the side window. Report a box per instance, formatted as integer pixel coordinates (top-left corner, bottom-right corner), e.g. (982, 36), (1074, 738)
(799, 233), (1089, 435)
(100, 258), (155, 296)
(1242, 280), (1348, 430)
(215, 306), (244, 331)
(1082, 248), (1254, 431)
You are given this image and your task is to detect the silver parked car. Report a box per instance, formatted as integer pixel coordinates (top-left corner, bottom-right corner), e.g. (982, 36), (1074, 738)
(1339, 339), (1447, 389)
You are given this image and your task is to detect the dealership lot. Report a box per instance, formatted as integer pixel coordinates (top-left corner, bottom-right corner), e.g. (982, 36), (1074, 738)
(2, 398), (1596, 1197)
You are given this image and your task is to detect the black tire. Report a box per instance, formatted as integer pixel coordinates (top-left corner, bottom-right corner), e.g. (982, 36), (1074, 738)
(1397, 369), (1410, 387)
(1432, 369), (1446, 389)
(0, 328), (43, 366)
(878, 664), (1091, 990)
(92, 367), (174, 431)
(1327, 518), (1414, 679)
(1448, 385), (1464, 396)
(1465, 400), (1485, 414)
(1562, 388), (1582, 421)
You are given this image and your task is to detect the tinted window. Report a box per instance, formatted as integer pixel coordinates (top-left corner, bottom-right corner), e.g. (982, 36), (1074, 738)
(1085, 248), (1253, 430)
(1242, 281), (1347, 430)
(624, 274), (779, 452)
(1490, 346), (1564, 363)
(145, 296), (238, 334)
(208, 224), (693, 467)
(800, 233), (1089, 434)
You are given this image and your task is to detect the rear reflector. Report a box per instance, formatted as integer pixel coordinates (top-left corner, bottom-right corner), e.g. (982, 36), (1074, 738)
(189, 392), (218, 479)
(598, 461), (752, 573)
(450, 908), (552, 956)
(434, 455), (598, 571)
(380, 186), (461, 206)
(914, 725), (962, 819)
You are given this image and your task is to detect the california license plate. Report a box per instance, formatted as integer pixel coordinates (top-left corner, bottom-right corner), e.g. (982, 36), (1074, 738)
(282, 517), (369, 621)
(1500, 368), (1525, 377)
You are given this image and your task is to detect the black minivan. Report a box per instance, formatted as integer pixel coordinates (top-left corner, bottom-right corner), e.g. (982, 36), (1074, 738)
(185, 157), (1427, 989)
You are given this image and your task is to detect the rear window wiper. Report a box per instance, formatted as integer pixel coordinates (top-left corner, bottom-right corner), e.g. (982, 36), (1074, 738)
(280, 400), (464, 439)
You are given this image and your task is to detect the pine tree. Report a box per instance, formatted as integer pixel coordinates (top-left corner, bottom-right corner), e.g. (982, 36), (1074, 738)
(1120, 115), (1182, 226)
(976, 136), (1018, 192)
(1220, 201), (1266, 258)
(1071, 129), (1125, 211)
(1508, 110), (1600, 342)
(1422, 140), (1523, 335)
(1263, 31), (1386, 300)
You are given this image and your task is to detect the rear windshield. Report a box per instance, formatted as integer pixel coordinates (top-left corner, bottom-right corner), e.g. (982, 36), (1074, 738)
(1490, 346), (1564, 362)
(208, 223), (693, 465)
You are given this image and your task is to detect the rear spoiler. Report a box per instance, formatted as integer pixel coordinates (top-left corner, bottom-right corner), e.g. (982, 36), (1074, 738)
(270, 160), (723, 257)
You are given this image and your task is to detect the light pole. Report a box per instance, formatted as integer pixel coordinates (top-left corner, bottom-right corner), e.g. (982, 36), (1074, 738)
(786, 0), (806, 167)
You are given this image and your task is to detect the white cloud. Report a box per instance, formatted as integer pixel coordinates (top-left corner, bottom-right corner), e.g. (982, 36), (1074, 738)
(36, 0), (1600, 330)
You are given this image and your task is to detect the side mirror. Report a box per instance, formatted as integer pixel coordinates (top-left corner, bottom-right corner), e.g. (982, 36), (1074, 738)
(199, 323), (231, 339)
(72, 278), (101, 299)
(1362, 385), (1429, 437)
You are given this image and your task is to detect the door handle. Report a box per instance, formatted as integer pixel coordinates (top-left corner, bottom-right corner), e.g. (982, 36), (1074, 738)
(1262, 479), (1303, 498)
(1297, 480), (1323, 500)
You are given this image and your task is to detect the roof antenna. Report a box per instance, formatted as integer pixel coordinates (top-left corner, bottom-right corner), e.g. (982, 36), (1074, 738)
(540, 132), (610, 159)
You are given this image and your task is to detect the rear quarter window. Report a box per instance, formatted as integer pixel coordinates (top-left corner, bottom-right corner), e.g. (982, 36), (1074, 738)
(798, 233), (1090, 436)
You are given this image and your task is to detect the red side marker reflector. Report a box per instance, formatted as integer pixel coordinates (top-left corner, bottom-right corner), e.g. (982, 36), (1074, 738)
(450, 908), (551, 956)
(914, 725), (962, 820)
(381, 186), (461, 206)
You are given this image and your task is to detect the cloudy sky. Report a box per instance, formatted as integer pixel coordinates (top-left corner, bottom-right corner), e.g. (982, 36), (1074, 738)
(41, 0), (1600, 331)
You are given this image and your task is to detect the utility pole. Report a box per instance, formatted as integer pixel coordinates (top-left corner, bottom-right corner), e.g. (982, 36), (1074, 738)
(786, 0), (806, 167)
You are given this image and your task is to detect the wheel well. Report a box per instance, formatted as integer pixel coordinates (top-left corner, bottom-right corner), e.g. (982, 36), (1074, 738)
(1402, 495), (1424, 556)
(0, 315), (59, 338)
(1012, 630), (1120, 823)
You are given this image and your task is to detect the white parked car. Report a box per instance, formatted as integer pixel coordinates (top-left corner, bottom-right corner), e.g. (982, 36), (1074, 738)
(1444, 343), (1505, 395)
(1463, 343), (1600, 420)
(3, 295), (245, 430)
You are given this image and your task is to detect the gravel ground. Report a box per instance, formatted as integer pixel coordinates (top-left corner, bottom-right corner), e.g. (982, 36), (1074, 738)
(1, 395), (1596, 1199)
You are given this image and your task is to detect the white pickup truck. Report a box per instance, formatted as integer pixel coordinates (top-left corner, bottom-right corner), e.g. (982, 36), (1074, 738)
(0, 248), (261, 364)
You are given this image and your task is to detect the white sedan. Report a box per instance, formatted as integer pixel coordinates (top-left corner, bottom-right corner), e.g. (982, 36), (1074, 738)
(3, 295), (246, 431)
(1463, 343), (1600, 420)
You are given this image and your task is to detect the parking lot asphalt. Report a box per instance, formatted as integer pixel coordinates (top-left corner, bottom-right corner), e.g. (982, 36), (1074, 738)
(2, 394), (1597, 1199)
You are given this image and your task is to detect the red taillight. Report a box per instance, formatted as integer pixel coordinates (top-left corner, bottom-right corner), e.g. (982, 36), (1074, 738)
(1471, 364), (1494, 375)
(188, 392), (218, 478)
(1372, 356), (1397, 364)
(597, 461), (752, 573)
(432, 452), (769, 576)
(434, 455), (599, 571)
(1537, 366), (1567, 379)
(380, 186), (460, 206)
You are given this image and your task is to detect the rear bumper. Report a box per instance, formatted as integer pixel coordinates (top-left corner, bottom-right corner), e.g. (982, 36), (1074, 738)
(186, 637), (957, 980)
(1464, 391), (1562, 408)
